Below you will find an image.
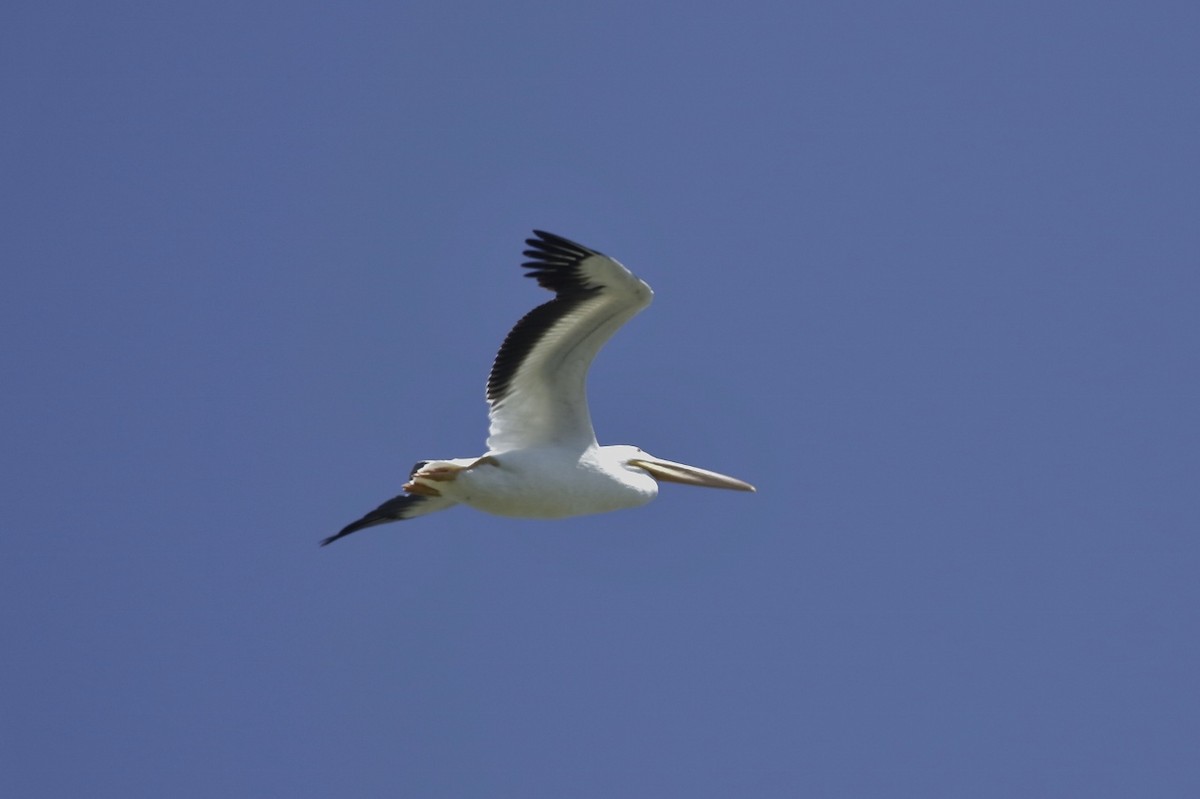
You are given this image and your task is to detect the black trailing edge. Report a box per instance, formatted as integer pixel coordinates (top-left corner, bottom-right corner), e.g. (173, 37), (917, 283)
(321, 494), (429, 546)
(486, 230), (605, 404)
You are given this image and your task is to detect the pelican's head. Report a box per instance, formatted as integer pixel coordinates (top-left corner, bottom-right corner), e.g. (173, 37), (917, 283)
(611, 445), (756, 493)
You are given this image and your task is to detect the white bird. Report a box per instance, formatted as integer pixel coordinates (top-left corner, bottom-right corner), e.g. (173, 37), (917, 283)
(323, 230), (754, 546)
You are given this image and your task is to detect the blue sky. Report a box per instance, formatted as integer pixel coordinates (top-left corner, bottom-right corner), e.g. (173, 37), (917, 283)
(3, 1), (1198, 796)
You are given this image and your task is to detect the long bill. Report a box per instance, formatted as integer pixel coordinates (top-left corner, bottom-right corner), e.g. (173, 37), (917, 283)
(629, 457), (756, 492)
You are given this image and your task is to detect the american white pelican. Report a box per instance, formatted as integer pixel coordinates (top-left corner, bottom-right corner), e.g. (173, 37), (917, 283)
(323, 230), (754, 546)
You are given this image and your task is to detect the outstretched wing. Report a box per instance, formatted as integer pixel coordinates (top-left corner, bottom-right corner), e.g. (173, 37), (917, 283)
(485, 231), (653, 452)
(321, 493), (455, 546)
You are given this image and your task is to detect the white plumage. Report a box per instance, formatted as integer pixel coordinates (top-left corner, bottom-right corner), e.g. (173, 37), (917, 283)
(324, 231), (753, 546)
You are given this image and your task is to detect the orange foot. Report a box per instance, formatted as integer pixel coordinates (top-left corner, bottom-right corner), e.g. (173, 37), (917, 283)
(404, 456), (499, 495)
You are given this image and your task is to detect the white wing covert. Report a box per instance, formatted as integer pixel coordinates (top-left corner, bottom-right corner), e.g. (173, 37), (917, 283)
(485, 231), (653, 452)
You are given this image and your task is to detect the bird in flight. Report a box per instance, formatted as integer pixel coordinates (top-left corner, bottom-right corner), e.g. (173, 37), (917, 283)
(323, 230), (754, 546)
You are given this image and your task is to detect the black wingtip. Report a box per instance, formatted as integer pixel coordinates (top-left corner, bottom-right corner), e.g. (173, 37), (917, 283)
(320, 493), (421, 547)
(525, 230), (599, 259)
(319, 517), (376, 547)
(529, 229), (564, 245)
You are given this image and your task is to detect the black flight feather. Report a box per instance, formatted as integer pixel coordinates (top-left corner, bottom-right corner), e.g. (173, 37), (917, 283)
(321, 494), (429, 546)
(486, 230), (606, 405)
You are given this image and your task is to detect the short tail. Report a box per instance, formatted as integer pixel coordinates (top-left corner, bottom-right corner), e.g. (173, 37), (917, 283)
(321, 494), (456, 546)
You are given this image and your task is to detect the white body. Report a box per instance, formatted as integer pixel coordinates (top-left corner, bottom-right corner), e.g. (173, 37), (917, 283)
(431, 445), (659, 518)
(325, 232), (753, 546)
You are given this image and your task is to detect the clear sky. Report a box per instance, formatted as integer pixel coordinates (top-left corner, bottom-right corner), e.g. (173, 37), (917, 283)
(3, 2), (1198, 796)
